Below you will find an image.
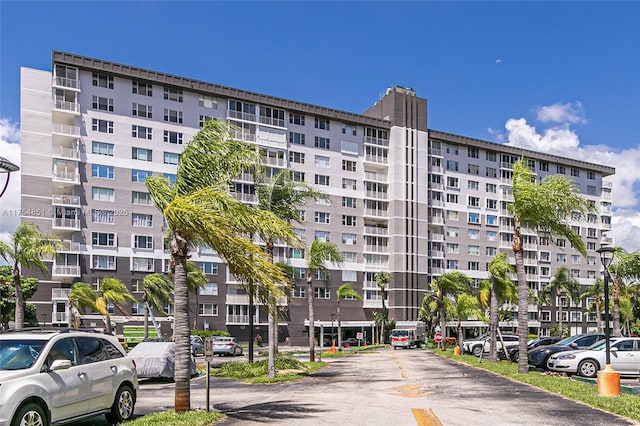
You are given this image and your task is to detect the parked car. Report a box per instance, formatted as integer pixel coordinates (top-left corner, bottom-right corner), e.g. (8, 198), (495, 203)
(342, 337), (360, 348)
(547, 337), (640, 378)
(463, 333), (519, 357)
(0, 328), (138, 426)
(527, 333), (605, 369)
(499, 336), (563, 362)
(128, 341), (196, 379)
(212, 337), (243, 356)
(190, 335), (205, 356)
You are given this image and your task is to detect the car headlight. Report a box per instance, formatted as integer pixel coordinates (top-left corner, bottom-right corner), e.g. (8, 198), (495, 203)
(557, 353), (576, 360)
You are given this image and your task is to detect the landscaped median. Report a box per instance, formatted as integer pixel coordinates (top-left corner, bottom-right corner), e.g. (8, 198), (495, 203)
(433, 347), (640, 422)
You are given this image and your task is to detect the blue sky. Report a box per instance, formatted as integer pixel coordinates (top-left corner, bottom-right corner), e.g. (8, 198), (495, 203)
(1, 1), (639, 249)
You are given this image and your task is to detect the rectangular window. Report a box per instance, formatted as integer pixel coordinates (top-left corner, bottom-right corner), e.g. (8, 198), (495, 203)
(342, 233), (357, 245)
(199, 283), (219, 296)
(292, 286), (306, 298)
(198, 115), (216, 128)
(164, 87), (183, 102)
(447, 260), (459, 270)
(164, 173), (176, 185)
(163, 130), (183, 144)
(132, 257), (154, 272)
(92, 232), (115, 247)
(132, 80), (152, 96)
(342, 178), (356, 190)
(486, 247), (497, 256)
(196, 262), (219, 275)
(315, 136), (330, 149)
(92, 73), (113, 89)
(468, 147), (479, 158)
(133, 235), (153, 249)
(228, 100), (256, 121)
(199, 95), (218, 109)
(292, 171), (305, 182)
(571, 168), (580, 177)
(468, 261), (480, 271)
(468, 229), (480, 239)
(446, 193), (458, 203)
(132, 103), (152, 118)
(446, 160), (458, 171)
(342, 252), (357, 262)
(468, 164), (479, 175)
(446, 227), (459, 237)
(557, 165), (565, 174)
(468, 196), (480, 208)
(446, 146), (458, 155)
(92, 209), (114, 224)
(289, 151), (305, 164)
(342, 197), (357, 208)
(164, 152), (180, 165)
(540, 161), (549, 172)
(92, 164), (114, 179)
(163, 108), (183, 124)
(92, 119), (113, 134)
(586, 185), (596, 195)
(486, 230), (497, 241)
(315, 212), (330, 224)
(486, 151), (497, 161)
(314, 288), (330, 299)
(314, 117), (330, 130)
(447, 243), (459, 254)
(132, 125), (152, 140)
(342, 160), (357, 172)
(92, 187), (114, 202)
(468, 180), (479, 190)
(446, 177), (459, 188)
(289, 113), (305, 125)
(486, 199), (497, 209)
(486, 183), (497, 193)
(92, 255), (115, 269)
(587, 171), (595, 180)
(92, 141), (113, 156)
(446, 210), (459, 221)
(132, 169), (153, 183)
(342, 215), (357, 227)
(486, 215), (498, 226)
(315, 174), (330, 186)
(289, 131), (305, 145)
(132, 147), (152, 162)
(260, 106), (285, 127)
(315, 156), (330, 168)
(486, 167), (497, 178)
(92, 96), (113, 112)
(132, 213), (153, 228)
(132, 191), (152, 205)
(314, 231), (330, 242)
(468, 245), (480, 256)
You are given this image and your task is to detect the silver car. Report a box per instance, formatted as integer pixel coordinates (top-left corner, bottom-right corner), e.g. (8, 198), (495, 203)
(212, 336), (243, 356)
(0, 329), (138, 425)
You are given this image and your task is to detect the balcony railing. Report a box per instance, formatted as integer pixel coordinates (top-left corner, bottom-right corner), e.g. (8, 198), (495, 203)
(259, 116), (285, 127)
(364, 245), (388, 253)
(364, 154), (388, 164)
(53, 265), (80, 276)
(59, 240), (81, 252)
(52, 288), (71, 300)
(227, 314), (250, 324)
(52, 146), (80, 160)
(263, 157), (286, 167)
(364, 208), (388, 217)
(53, 218), (80, 229)
(52, 312), (69, 323)
(430, 165), (444, 174)
(52, 194), (80, 206)
(364, 226), (388, 236)
(228, 111), (256, 122)
(428, 148), (442, 157)
(53, 76), (80, 89)
(53, 100), (80, 114)
(364, 172), (387, 182)
(232, 192), (257, 203)
(365, 191), (388, 200)
(364, 136), (389, 147)
(52, 170), (79, 183)
(52, 123), (80, 137)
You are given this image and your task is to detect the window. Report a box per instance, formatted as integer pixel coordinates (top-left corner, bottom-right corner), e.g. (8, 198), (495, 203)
(468, 229), (480, 239)
(486, 151), (497, 161)
(315, 174), (330, 186)
(132, 169), (153, 183)
(342, 233), (357, 245)
(289, 113), (305, 125)
(571, 254), (581, 264)
(292, 286), (306, 298)
(540, 252), (550, 262)
(196, 262), (218, 274)
(92, 141), (113, 156)
(446, 210), (459, 221)
(342, 197), (357, 208)
(289, 151), (305, 164)
(468, 261), (480, 271)
(132, 103), (152, 118)
(260, 106), (285, 127)
(132, 147), (152, 161)
(557, 238), (566, 247)
(468, 147), (479, 158)
(132, 213), (153, 228)
(132, 191), (152, 205)
(315, 136), (330, 149)
(446, 160), (458, 171)
(447, 260), (459, 270)
(486, 230), (497, 241)
(447, 243), (459, 254)
(486, 183), (497, 193)
(468, 164), (479, 175)
(342, 215), (357, 226)
(486, 167), (497, 178)
(342, 178), (356, 190)
(557, 165), (565, 174)
(164, 130), (183, 144)
(486, 199), (497, 209)
(342, 252), (357, 263)
(314, 231), (330, 242)
(486, 215), (498, 226)
(486, 247), (497, 256)
(132, 80), (152, 96)
(587, 171), (595, 180)
(446, 177), (459, 188)
(571, 168), (580, 177)
(586, 185), (596, 195)
(199, 283), (218, 296)
(92, 96), (113, 112)
(557, 253), (567, 263)
(133, 235), (153, 249)
(132, 257), (154, 272)
(92, 119), (113, 134)
(292, 171), (305, 182)
(92, 164), (114, 179)
(92, 209), (114, 224)
(92, 187), (114, 202)
(199, 95), (218, 109)
(164, 87), (183, 102)
(446, 146), (458, 155)
(289, 132), (305, 145)
(92, 232), (115, 247)
(315, 212), (330, 224)
(468, 180), (479, 190)
(163, 108), (183, 124)
(446, 194), (458, 203)
(314, 288), (330, 299)
(132, 125), (152, 140)
(198, 115), (216, 127)
(468, 196), (480, 208)
(199, 303), (219, 316)
(446, 227), (459, 237)
(468, 245), (480, 255)
(164, 152), (180, 165)
(315, 156), (330, 168)
(315, 117), (330, 130)
(93, 255), (115, 270)
(342, 160), (357, 172)
(92, 73), (113, 89)
(164, 173), (176, 185)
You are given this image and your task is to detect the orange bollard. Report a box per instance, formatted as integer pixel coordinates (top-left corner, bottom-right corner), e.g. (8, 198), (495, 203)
(329, 342), (336, 354)
(454, 346), (461, 356)
(597, 365), (621, 397)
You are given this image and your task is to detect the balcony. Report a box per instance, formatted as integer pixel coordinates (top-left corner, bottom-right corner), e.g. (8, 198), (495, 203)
(52, 194), (81, 207)
(364, 136), (389, 147)
(430, 165), (444, 174)
(228, 110), (256, 122)
(53, 218), (80, 230)
(52, 123), (80, 138)
(226, 314), (250, 324)
(364, 172), (387, 182)
(53, 100), (80, 115)
(59, 240), (81, 253)
(263, 157), (286, 167)
(364, 245), (388, 253)
(52, 264), (81, 277)
(364, 154), (388, 165)
(53, 76), (80, 90)
(364, 208), (388, 217)
(428, 148), (442, 157)
(52, 288), (71, 300)
(52, 170), (80, 184)
(232, 192), (257, 203)
(365, 190), (388, 200)
(429, 249), (445, 258)
(52, 146), (80, 160)
(429, 233), (444, 241)
(259, 116), (285, 128)
(363, 299), (383, 309)
(364, 226), (388, 236)
(429, 216), (444, 225)
(232, 129), (256, 142)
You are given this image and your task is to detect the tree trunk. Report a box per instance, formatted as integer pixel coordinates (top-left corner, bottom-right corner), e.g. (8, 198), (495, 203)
(337, 300), (342, 347)
(143, 291), (149, 339)
(248, 287), (255, 363)
(13, 264), (23, 331)
(557, 290), (563, 337)
(172, 232), (191, 412)
(596, 303), (602, 334)
(513, 222), (529, 374)
(267, 306), (276, 377)
(307, 273), (315, 362)
(380, 286), (387, 345)
(488, 280), (499, 362)
(613, 277), (622, 337)
(439, 303), (446, 351)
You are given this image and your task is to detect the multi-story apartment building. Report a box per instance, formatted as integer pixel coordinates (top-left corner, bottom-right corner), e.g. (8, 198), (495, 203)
(19, 51), (614, 344)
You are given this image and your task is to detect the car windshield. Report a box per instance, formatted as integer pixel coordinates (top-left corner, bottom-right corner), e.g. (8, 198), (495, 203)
(392, 330), (409, 337)
(0, 340), (47, 370)
(555, 335), (582, 346)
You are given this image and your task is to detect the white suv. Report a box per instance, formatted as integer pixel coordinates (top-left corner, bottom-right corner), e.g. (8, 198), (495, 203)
(0, 328), (138, 425)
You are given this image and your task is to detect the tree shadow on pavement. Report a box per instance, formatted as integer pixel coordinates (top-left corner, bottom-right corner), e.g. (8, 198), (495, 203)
(213, 400), (325, 423)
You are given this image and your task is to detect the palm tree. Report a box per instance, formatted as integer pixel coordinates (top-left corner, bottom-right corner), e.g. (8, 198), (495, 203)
(374, 271), (390, 344)
(141, 273), (173, 338)
(254, 168), (321, 376)
(418, 292), (438, 337)
(145, 120), (295, 412)
(580, 278), (605, 333)
(608, 248), (640, 337)
(478, 253), (516, 362)
(336, 283), (362, 347)
(533, 285), (552, 337)
(96, 277), (137, 334)
(68, 282), (98, 329)
(430, 272), (471, 350)
(0, 223), (61, 331)
(453, 292), (481, 350)
(305, 239), (342, 361)
(543, 267), (579, 337)
(509, 159), (591, 374)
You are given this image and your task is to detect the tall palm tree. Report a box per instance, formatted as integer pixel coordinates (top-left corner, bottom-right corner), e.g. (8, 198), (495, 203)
(336, 283), (362, 347)
(0, 223), (61, 330)
(608, 248), (640, 337)
(141, 273), (173, 338)
(509, 159), (591, 374)
(96, 277), (137, 334)
(478, 253), (516, 362)
(254, 169), (321, 376)
(374, 271), (391, 344)
(146, 120), (295, 412)
(543, 267), (579, 337)
(580, 278), (605, 333)
(431, 271), (471, 350)
(68, 282), (98, 329)
(418, 292), (438, 336)
(453, 292), (481, 350)
(305, 239), (342, 361)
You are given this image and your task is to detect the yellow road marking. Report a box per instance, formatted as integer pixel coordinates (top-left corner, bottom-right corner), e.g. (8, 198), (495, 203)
(412, 408), (443, 426)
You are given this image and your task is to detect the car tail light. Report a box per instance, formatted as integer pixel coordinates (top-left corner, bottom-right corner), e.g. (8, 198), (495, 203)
(131, 359), (136, 368)
(227, 343), (234, 346)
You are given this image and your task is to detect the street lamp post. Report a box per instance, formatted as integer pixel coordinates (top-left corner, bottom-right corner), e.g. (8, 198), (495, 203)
(330, 313), (336, 346)
(596, 243), (620, 397)
(0, 156), (19, 199)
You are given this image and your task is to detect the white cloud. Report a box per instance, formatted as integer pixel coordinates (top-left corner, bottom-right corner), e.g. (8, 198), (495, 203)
(502, 105), (640, 253)
(536, 102), (587, 124)
(495, 59), (503, 64)
(0, 118), (21, 243)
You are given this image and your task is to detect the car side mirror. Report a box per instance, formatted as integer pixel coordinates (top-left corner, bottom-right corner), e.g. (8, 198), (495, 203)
(49, 359), (72, 371)
(610, 347), (618, 353)
(569, 343), (578, 348)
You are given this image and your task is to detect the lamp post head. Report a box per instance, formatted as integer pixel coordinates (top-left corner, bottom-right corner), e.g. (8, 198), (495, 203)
(596, 244), (614, 269)
(0, 157), (19, 173)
